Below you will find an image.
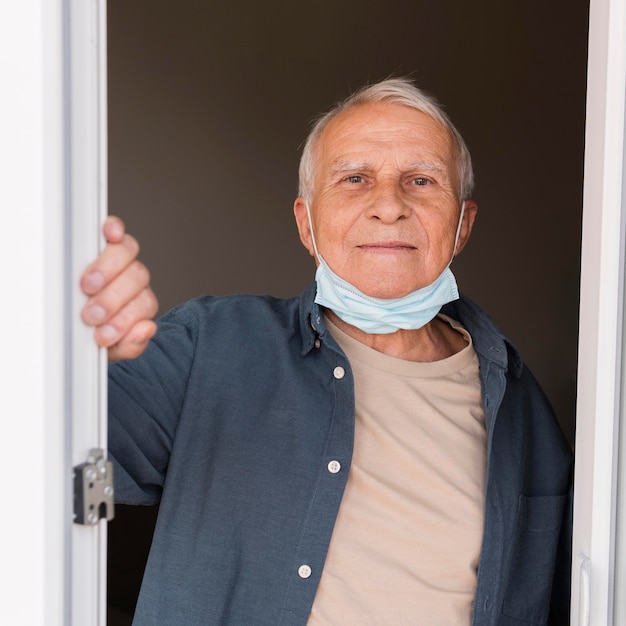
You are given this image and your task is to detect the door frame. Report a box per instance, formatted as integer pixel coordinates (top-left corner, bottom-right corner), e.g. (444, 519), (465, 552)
(0, 2), (109, 624)
(571, 0), (626, 623)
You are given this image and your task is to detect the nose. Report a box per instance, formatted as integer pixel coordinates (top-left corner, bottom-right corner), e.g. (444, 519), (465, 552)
(364, 180), (412, 223)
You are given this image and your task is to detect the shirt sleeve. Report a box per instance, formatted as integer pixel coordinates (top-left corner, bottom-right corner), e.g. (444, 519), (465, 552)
(108, 304), (197, 505)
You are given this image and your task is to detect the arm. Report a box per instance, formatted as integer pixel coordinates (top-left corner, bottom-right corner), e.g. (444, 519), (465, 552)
(80, 216), (159, 361)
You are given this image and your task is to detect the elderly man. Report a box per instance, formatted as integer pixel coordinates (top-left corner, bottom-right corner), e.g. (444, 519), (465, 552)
(81, 78), (572, 625)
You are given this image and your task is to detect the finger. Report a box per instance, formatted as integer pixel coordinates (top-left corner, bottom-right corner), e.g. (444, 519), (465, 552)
(91, 287), (158, 348)
(107, 320), (158, 362)
(102, 215), (126, 244)
(80, 232), (141, 296)
(82, 259), (151, 326)
(79, 216), (127, 294)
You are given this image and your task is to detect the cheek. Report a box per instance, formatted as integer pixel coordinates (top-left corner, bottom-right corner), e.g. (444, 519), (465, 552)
(428, 212), (459, 240)
(314, 213), (354, 248)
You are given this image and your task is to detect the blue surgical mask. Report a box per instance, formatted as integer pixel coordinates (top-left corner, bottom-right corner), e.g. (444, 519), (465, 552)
(306, 202), (465, 334)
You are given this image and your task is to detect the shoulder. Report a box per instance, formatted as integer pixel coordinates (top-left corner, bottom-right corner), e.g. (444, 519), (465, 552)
(149, 287), (319, 356)
(442, 294), (524, 375)
(159, 292), (302, 329)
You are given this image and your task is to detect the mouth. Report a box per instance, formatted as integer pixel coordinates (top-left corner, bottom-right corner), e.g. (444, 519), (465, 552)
(358, 241), (417, 252)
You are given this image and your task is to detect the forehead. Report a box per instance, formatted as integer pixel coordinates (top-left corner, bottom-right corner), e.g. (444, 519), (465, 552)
(315, 102), (456, 170)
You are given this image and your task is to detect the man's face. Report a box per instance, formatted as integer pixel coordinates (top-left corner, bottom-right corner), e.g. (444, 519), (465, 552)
(294, 102), (476, 299)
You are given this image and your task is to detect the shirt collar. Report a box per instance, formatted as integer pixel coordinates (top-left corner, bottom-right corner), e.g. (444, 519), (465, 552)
(442, 295), (524, 378)
(299, 281), (523, 378)
(299, 281), (325, 356)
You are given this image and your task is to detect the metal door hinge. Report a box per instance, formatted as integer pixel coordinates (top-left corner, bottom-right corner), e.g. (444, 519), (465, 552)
(73, 448), (114, 525)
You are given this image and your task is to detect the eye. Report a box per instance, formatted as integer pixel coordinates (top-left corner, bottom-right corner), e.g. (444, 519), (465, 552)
(411, 177), (431, 186)
(345, 175), (364, 184)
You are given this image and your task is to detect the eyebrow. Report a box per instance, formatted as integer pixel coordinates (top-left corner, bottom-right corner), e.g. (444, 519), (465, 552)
(329, 159), (448, 175)
(329, 160), (371, 175)
(404, 160), (447, 172)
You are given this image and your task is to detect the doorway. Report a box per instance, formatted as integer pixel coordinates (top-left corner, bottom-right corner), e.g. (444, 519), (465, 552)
(106, 1), (589, 621)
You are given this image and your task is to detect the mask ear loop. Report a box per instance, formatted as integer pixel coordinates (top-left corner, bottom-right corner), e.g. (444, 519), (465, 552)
(305, 202), (322, 262)
(449, 200), (466, 265)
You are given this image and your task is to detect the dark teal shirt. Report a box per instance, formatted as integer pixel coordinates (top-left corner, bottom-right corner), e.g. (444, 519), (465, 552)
(109, 282), (572, 625)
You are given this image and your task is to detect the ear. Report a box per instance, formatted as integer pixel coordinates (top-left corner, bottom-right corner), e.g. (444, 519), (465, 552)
(454, 200), (478, 256)
(293, 197), (316, 258)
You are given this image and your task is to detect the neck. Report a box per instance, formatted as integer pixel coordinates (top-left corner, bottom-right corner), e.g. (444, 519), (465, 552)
(325, 309), (468, 362)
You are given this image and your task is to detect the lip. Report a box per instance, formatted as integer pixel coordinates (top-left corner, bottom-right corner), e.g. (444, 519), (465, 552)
(358, 241), (417, 251)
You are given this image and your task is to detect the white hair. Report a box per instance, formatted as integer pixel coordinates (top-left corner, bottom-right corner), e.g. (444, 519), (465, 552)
(298, 78), (474, 203)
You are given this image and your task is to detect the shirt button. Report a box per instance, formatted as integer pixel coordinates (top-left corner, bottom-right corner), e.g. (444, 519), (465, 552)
(333, 366), (345, 379)
(298, 564), (312, 579)
(314, 338), (321, 349)
(327, 460), (341, 474)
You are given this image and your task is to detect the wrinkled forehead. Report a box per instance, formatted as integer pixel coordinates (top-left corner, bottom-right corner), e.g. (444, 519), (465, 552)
(314, 102), (457, 171)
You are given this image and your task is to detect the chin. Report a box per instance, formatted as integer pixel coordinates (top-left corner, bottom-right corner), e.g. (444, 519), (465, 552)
(355, 282), (416, 300)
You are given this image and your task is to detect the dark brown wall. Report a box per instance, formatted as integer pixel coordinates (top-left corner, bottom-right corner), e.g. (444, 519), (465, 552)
(107, 1), (588, 620)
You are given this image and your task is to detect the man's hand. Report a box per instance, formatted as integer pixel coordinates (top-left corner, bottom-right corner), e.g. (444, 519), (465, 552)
(80, 216), (159, 361)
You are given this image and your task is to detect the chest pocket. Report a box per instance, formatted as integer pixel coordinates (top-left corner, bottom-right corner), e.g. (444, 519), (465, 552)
(502, 494), (567, 624)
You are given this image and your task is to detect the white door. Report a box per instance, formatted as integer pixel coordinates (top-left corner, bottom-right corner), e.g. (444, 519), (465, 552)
(571, 0), (626, 624)
(0, 1), (109, 624)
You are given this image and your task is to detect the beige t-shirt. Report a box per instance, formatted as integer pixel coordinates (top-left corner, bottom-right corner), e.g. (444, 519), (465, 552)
(307, 315), (487, 626)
